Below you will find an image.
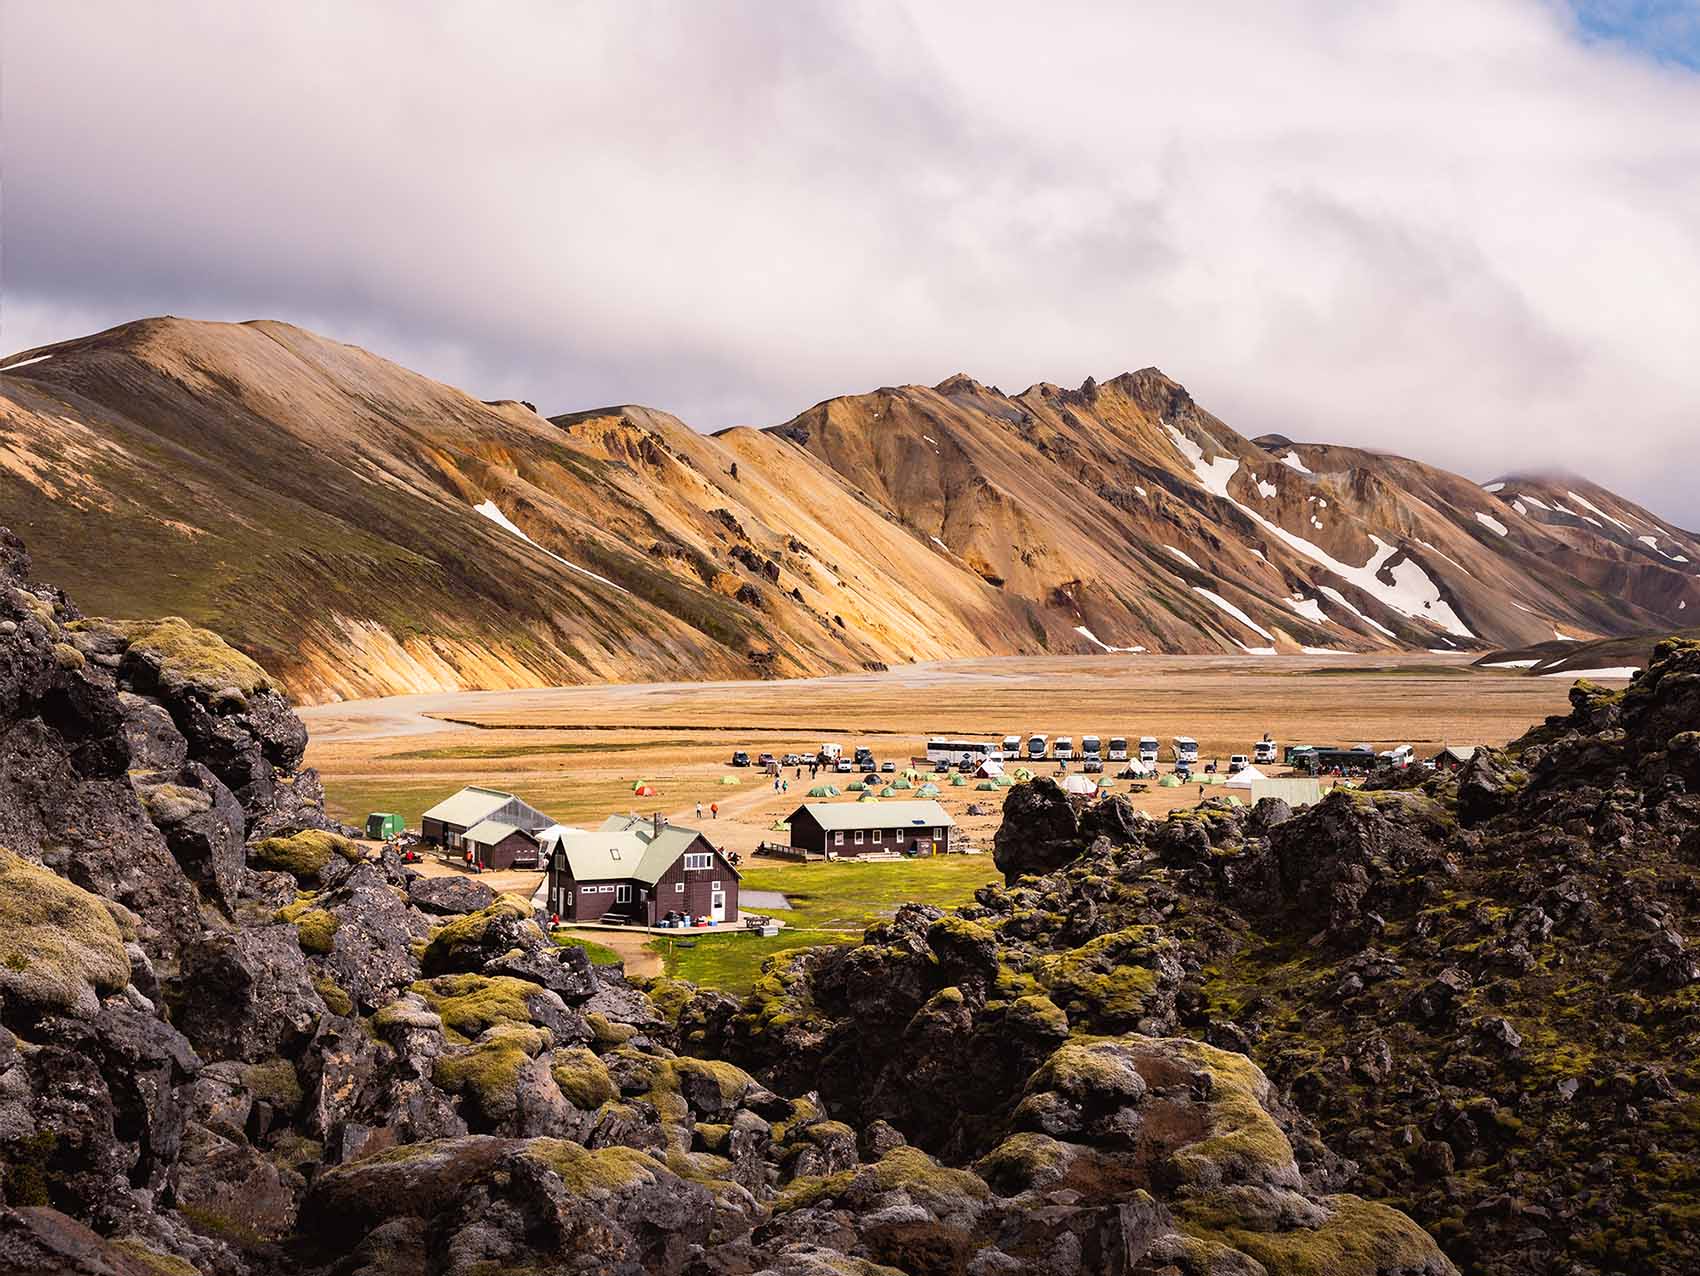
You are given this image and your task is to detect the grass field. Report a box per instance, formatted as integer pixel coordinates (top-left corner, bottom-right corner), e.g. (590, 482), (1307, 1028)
(552, 932), (622, 966)
(649, 856), (1000, 993)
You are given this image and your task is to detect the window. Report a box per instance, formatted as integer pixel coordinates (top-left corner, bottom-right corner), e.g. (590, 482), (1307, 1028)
(712, 881), (721, 891)
(854, 830), (865, 845)
(610, 846), (622, 860)
(872, 830), (883, 844)
(616, 884), (632, 904)
(675, 882), (685, 893)
(834, 831), (844, 846)
(934, 828), (944, 839)
(684, 853), (712, 871)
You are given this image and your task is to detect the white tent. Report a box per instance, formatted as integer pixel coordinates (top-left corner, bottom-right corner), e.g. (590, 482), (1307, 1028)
(1117, 758), (1155, 779)
(1062, 773), (1097, 796)
(976, 758), (1006, 778)
(1225, 765), (1267, 789)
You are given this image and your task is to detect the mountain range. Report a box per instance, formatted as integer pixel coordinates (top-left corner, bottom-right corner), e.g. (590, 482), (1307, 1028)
(2, 316), (1694, 702)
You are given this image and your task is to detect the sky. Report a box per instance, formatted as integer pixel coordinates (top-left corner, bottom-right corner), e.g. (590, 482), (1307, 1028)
(3, 0), (1699, 522)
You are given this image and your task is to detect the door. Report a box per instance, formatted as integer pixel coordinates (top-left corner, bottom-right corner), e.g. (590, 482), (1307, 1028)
(711, 889), (726, 923)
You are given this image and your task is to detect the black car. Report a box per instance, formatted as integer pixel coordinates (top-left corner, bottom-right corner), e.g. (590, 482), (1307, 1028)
(731, 751), (751, 767)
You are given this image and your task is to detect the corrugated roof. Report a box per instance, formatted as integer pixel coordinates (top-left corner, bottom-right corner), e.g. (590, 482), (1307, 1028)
(464, 819), (532, 847)
(422, 785), (513, 828)
(546, 815), (731, 884)
(794, 800), (954, 832)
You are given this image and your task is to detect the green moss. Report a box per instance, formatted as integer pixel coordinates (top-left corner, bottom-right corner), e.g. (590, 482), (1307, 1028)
(4, 1130), (56, 1206)
(1178, 1191), (1445, 1276)
(314, 974), (353, 1016)
(975, 1131), (1072, 1192)
(421, 895), (538, 972)
(1005, 993), (1069, 1037)
(777, 1144), (990, 1213)
(107, 1239), (201, 1276)
(275, 898), (338, 954)
(1035, 927), (1167, 1025)
(242, 1059), (303, 1109)
(179, 1202), (267, 1249)
(433, 1024), (553, 1115)
(520, 1138), (662, 1195)
(249, 830), (360, 882)
(549, 1046), (617, 1109)
(1163, 1040), (1297, 1188)
(0, 847), (131, 1014)
(104, 615), (273, 700)
(587, 1012), (637, 1045)
(643, 976), (695, 1024)
(412, 973), (543, 1044)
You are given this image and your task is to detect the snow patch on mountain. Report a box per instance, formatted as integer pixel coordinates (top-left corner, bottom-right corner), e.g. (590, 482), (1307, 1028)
(1165, 545), (1203, 571)
(1075, 626), (1145, 654)
(1567, 490), (1633, 533)
(1279, 450), (1312, 475)
(1476, 512), (1508, 536)
(1286, 595), (1330, 625)
(473, 500), (629, 594)
(1194, 587), (1274, 642)
(1165, 424), (1239, 499)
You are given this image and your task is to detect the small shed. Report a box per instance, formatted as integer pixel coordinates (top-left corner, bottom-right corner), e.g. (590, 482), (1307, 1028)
(463, 819), (540, 871)
(1428, 746), (1478, 772)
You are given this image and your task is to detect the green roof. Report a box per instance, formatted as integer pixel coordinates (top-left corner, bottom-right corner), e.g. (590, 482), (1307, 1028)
(795, 800), (952, 830)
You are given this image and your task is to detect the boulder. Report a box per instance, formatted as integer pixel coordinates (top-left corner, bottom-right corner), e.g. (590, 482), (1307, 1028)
(0, 848), (132, 1020)
(173, 925), (327, 1062)
(994, 779), (1083, 884)
(420, 897), (549, 976)
(407, 873), (498, 916)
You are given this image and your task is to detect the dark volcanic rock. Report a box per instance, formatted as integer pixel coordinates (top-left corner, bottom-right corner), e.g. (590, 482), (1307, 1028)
(994, 778), (1082, 883)
(173, 926), (327, 1063)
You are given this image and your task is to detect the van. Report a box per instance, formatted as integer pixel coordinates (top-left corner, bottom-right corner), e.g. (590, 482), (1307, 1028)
(1002, 734), (1023, 760)
(1027, 734), (1048, 760)
(1081, 735), (1102, 760)
(819, 743), (843, 761)
(1108, 737), (1129, 761)
(1253, 740), (1277, 765)
(1173, 737), (1199, 765)
(1138, 737), (1159, 764)
(1053, 736), (1074, 761)
(1228, 754), (1248, 774)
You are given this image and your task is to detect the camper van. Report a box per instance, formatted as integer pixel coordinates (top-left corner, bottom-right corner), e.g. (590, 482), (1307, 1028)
(1173, 737), (1200, 766)
(1138, 737), (1160, 765)
(1228, 754), (1249, 774)
(819, 743), (843, 761)
(1379, 744), (1414, 767)
(1027, 734), (1048, 760)
(1002, 735), (1023, 761)
(1081, 735), (1102, 762)
(1253, 739), (1277, 766)
(1107, 736), (1129, 762)
(1053, 736), (1074, 761)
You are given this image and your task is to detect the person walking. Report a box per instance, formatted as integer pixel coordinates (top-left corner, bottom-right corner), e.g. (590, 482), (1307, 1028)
(695, 801), (703, 820)
(710, 802), (718, 820)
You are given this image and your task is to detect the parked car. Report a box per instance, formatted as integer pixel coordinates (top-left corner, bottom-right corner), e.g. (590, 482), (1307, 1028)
(731, 751), (751, 767)
(1228, 754), (1248, 774)
(1082, 758), (1103, 773)
(757, 753), (777, 768)
(859, 758), (878, 772)
(880, 760), (895, 773)
(934, 760), (951, 773)
(835, 758), (853, 773)
(780, 753), (800, 766)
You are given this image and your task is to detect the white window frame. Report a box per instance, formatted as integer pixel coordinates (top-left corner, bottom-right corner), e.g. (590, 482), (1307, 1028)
(684, 853), (712, 871)
(934, 828), (944, 839)
(616, 884), (632, 904)
(872, 829), (882, 844)
(854, 830), (865, 845)
(675, 882), (685, 893)
(833, 831), (844, 846)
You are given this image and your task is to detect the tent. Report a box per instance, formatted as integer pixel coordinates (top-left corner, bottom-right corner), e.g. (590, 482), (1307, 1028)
(719, 775), (741, 786)
(1117, 760), (1154, 779)
(975, 781), (999, 791)
(858, 793), (882, 803)
(1158, 774), (1183, 788)
(917, 783), (941, 797)
(1097, 778), (1115, 791)
(1062, 774), (1097, 796)
(631, 780), (652, 793)
(891, 778), (913, 790)
(847, 781), (866, 792)
(880, 786), (898, 797)
(807, 785), (838, 797)
(1225, 765), (1267, 789)
(993, 775), (1015, 787)
(633, 784), (658, 798)
(1012, 767), (1035, 782)
(902, 768), (923, 781)
(950, 774), (968, 787)
(975, 758), (1005, 779)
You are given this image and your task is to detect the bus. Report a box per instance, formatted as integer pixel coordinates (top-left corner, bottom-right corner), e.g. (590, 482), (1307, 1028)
(1081, 735), (1102, 760)
(1001, 734), (1023, 760)
(1107, 736), (1129, 761)
(1173, 736), (1199, 765)
(926, 738), (998, 766)
(1027, 734), (1048, 760)
(1053, 736), (1074, 761)
(1138, 737), (1160, 764)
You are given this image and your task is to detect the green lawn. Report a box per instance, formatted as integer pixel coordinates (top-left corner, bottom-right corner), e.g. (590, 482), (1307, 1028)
(552, 932), (623, 966)
(652, 855), (1000, 994)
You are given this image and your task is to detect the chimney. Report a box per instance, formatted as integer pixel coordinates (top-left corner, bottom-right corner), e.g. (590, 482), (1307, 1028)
(653, 811), (664, 836)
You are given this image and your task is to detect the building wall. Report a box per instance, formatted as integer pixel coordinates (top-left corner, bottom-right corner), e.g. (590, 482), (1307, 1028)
(817, 822), (951, 856)
(545, 835), (740, 924)
(787, 809), (827, 856)
(473, 828), (538, 871)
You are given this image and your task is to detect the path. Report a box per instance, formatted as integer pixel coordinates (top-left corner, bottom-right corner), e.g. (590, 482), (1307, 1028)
(559, 927), (662, 977)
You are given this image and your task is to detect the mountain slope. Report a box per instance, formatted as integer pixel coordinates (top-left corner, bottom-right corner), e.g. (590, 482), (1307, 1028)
(2, 317), (1694, 701)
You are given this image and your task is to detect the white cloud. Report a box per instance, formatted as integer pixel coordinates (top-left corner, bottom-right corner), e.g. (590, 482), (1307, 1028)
(3, 0), (1698, 522)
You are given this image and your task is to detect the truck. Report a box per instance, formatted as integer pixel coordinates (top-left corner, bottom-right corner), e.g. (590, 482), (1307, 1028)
(1002, 734), (1023, 760)
(1053, 736), (1074, 761)
(1138, 736), (1160, 765)
(1253, 739), (1277, 766)
(1107, 736), (1129, 762)
(1173, 736), (1199, 766)
(1027, 734), (1048, 760)
(818, 743), (842, 764)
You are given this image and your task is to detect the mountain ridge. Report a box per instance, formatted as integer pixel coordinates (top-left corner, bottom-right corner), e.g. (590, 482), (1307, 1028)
(3, 315), (1695, 702)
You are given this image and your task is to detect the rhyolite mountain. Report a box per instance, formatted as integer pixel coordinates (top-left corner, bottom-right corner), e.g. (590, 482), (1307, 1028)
(3, 317), (1696, 703)
(0, 525), (1464, 1274)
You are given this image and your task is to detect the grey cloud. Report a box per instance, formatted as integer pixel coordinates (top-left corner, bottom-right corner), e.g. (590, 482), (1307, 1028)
(2, 0), (1697, 521)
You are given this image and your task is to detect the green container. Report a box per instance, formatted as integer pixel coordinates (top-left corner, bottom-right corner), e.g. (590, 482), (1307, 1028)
(365, 812), (404, 840)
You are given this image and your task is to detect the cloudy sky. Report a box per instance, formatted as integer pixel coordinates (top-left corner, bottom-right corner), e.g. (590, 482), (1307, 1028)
(4, 1), (1698, 519)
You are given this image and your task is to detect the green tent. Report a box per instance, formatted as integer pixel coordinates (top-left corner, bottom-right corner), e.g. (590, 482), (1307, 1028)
(879, 786), (898, 797)
(807, 785), (837, 797)
(993, 775), (1015, 787)
(720, 775), (741, 785)
(891, 778), (913, 790)
(902, 768), (923, 780)
(847, 781), (866, 792)
(975, 780), (998, 791)
(858, 793), (881, 803)
(950, 774), (968, 787)
(1097, 778), (1115, 791)
(917, 783), (940, 797)
(1013, 767), (1035, 781)
(1158, 774), (1183, 788)
(365, 812), (404, 840)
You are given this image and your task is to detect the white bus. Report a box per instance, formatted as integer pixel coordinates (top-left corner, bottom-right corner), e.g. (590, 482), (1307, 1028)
(1138, 736), (1160, 764)
(1027, 734), (1048, 760)
(1001, 734), (1023, 760)
(1173, 736), (1199, 765)
(926, 738), (998, 766)
(1081, 734), (1102, 760)
(1053, 736), (1074, 761)
(1108, 736), (1129, 761)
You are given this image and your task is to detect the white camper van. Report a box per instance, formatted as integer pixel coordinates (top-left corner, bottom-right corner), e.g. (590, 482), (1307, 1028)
(1253, 739), (1277, 766)
(1173, 736), (1200, 766)
(1053, 736), (1074, 761)
(1108, 736), (1129, 762)
(1002, 735), (1023, 761)
(1027, 734), (1048, 761)
(1138, 737), (1160, 765)
(1081, 735), (1102, 761)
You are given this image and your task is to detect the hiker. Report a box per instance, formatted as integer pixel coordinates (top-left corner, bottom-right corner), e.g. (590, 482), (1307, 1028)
(794, 765), (801, 779)
(711, 802), (718, 819)
(695, 801), (703, 820)
(782, 779), (789, 793)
